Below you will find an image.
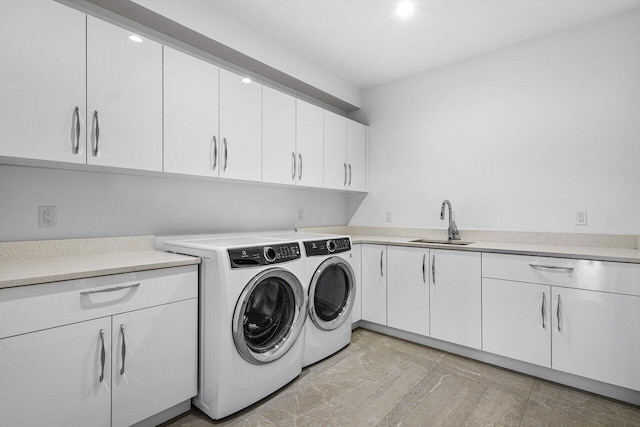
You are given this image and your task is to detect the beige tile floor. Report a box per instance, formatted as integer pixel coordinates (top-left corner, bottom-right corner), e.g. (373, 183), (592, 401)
(162, 329), (640, 427)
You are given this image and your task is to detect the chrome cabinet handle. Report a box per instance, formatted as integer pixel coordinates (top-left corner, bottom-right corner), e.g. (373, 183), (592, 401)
(120, 325), (126, 375)
(343, 163), (347, 185)
(529, 264), (574, 272)
(73, 106), (81, 154)
(422, 254), (426, 283)
(541, 292), (546, 329)
(380, 250), (384, 277)
(291, 152), (296, 180)
(557, 294), (562, 332)
(223, 137), (228, 171)
(432, 254), (436, 285)
(99, 329), (105, 382)
(92, 111), (100, 156)
(299, 154), (303, 180)
(80, 283), (140, 296)
(212, 135), (217, 171)
(348, 164), (352, 186)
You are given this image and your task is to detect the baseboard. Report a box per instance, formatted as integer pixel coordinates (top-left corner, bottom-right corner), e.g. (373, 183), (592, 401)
(131, 400), (192, 427)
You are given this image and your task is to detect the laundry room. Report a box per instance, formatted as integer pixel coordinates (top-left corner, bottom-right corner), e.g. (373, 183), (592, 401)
(2, 0), (640, 426)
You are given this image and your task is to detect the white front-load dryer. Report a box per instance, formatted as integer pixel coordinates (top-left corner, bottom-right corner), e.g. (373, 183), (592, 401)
(159, 235), (307, 420)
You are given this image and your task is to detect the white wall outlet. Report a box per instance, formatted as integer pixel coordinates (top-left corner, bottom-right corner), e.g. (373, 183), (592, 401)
(297, 208), (304, 222)
(39, 206), (57, 228)
(575, 210), (587, 226)
(385, 211), (393, 222)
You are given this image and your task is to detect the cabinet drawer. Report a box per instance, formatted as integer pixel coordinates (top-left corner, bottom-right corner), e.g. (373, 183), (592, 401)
(0, 265), (197, 339)
(482, 253), (640, 296)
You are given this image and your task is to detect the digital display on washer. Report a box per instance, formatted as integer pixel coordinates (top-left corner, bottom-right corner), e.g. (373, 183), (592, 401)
(304, 238), (351, 257)
(228, 243), (301, 268)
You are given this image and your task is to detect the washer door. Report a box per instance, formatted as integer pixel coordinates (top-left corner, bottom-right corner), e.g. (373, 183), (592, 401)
(233, 267), (307, 365)
(308, 257), (355, 331)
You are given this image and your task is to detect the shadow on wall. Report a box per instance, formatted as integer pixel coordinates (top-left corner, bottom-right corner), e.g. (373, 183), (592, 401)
(347, 193), (367, 224)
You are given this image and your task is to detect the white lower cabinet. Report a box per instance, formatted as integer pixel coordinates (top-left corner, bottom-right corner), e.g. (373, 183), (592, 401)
(482, 278), (551, 367)
(552, 287), (640, 391)
(351, 244), (362, 323)
(429, 249), (481, 349)
(361, 244), (387, 325)
(386, 246), (430, 336)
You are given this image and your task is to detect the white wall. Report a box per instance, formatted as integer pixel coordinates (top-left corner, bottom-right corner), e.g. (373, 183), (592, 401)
(0, 165), (347, 242)
(349, 9), (640, 235)
(130, 0), (361, 109)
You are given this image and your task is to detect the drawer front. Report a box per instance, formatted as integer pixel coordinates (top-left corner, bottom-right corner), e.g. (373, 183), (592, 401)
(0, 265), (197, 339)
(482, 253), (640, 296)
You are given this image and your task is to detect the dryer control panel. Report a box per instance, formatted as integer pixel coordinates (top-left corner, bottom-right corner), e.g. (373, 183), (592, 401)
(229, 243), (301, 268)
(304, 238), (351, 257)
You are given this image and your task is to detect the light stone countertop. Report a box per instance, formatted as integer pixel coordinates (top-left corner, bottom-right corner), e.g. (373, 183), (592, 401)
(0, 236), (200, 289)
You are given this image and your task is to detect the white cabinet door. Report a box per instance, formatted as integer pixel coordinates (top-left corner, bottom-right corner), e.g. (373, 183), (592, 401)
(262, 87), (296, 185)
(219, 69), (262, 181)
(387, 246), (430, 336)
(0, 318), (111, 427)
(351, 244), (362, 323)
(296, 99), (324, 188)
(163, 47), (219, 177)
(112, 298), (197, 427)
(361, 244), (387, 325)
(482, 278), (551, 367)
(346, 119), (366, 192)
(0, 0), (86, 163)
(552, 287), (640, 391)
(430, 250), (481, 349)
(87, 17), (162, 171)
(323, 110), (347, 190)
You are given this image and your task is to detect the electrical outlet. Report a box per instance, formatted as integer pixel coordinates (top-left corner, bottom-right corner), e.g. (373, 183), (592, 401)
(385, 211), (393, 222)
(297, 208), (304, 222)
(39, 206), (57, 228)
(575, 210), (587, 226)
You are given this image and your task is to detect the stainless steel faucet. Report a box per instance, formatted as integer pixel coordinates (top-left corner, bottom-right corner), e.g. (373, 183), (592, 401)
(440, 200), (460, 240)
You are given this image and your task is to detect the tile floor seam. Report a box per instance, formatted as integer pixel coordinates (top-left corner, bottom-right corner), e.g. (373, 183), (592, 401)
(518, 378), (536, 427)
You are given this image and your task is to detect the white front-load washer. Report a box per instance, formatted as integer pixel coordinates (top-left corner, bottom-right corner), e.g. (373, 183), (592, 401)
(159, 235), (307, 420)
(263, 232), (356, 367)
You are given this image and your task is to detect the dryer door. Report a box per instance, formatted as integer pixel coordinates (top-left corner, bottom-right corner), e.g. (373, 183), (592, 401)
(309, 256), (355, 331)
(233, 267), (307, 365)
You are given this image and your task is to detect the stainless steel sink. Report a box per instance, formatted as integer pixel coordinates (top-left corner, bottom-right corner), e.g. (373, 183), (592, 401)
(409, 239), (474, 246)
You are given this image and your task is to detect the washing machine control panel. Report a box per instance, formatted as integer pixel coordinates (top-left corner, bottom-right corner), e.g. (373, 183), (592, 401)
(304, 238), (351, 257)
(229, 242), (301, 268)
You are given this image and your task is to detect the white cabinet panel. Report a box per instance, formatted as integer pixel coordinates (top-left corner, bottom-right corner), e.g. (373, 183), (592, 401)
(552, 287), (640, 391)
(361, 244), (387, 325)
(351, 244), (362, 323)
(163, 47), (219, 177)
(0, 0), (86, 163)
(112, 299), (197, 427)
(262, 87), (296, 185)
(219, 69), (262, 181)
(346, 119), (366, 192)
(323, 110), (347, 190)
(296, 99), (324, 188)
(430, 250), (481, 349)
(0, 317), (111, 426)
(87, 17), (162, 171)
(387, 246), (430, 336)
(482, 278), (551, 367)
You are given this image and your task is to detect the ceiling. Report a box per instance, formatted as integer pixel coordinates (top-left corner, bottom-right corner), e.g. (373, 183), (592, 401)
(203, 0), (640, 89)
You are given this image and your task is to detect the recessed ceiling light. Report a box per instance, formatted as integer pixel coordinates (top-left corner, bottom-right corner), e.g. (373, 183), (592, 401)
(128, 35), (143, 43)
(396, 2), (414, 18)
(241, 77), (252, 84)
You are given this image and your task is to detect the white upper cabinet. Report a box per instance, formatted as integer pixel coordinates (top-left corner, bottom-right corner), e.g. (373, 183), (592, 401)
(262, 87), (296, 185)
(163, 47), (219, 177)
(87, 17), (163, 171)
(0, 0), (86, 163)
(295, 100), (324, 188)
(219, 69), (262, 181)
(323, 110), (348, 190)
(346, 119), (367, 192)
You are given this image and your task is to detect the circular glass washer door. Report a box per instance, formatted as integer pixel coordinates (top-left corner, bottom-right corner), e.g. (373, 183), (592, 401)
(308, 257), (355, 331)
(232, 267), (307, 365)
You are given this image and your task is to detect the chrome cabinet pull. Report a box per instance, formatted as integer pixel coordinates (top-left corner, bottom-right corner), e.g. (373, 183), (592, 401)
(223, 138), (228, 171)
(422, 254), (426, 283)
(529, 264), (574, 272)
(73, 106), (81, 154)
(343, 163), (347, 185)
(80, 283), (140, 296)
(348, 164), (352, 186)
(291, 152), (296, 180)
(557, 295), (562, 332)
(298, 154), (303, 180)
(380, 250), (384, 277)
(212, 136), (217, 171)
(541, 292), (546, 329)
(432, 254), (436, 285)
(99, 329), (105, 382)
(120, 325), (126, 375)
(92, 111), (100, 156)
